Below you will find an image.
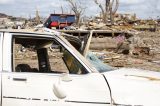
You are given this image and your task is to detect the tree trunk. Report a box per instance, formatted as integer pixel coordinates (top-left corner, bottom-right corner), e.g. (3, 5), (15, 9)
(109, 5), (113, 25)
(102, 13), (107, 23)
(76, 14), (80, 27)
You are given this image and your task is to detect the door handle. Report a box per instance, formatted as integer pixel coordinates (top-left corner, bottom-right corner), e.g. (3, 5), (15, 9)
(13, 77), (27, 81)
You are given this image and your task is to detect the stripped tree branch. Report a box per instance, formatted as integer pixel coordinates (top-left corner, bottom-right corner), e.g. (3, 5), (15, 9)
(66, 0), (85, 27)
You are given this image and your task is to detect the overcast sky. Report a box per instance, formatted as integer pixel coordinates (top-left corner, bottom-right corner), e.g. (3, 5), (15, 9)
(0, 0), (160, 19)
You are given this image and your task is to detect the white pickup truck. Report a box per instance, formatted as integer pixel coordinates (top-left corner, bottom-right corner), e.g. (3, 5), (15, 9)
(0, 29), (160, 106)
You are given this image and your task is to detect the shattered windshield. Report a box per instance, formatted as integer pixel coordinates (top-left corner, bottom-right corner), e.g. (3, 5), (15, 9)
(86, 52), (115, 73)
(58, 34), (114, 73)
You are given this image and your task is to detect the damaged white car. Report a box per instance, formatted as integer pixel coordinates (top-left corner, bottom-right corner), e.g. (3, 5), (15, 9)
(0, 29), (160, 106)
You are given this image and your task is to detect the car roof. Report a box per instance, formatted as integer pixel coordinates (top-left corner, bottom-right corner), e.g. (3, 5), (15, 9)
(0, 29), (50, 35)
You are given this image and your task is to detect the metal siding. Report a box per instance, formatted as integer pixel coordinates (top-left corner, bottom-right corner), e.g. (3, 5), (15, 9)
(67, 16), (75, 23)
(51, 16), (59, 22)
(50, 15), (75, 23)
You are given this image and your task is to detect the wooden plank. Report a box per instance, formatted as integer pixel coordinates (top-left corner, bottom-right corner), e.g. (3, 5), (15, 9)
(60, 30), (123, 34)
(83, 30), (93, 57)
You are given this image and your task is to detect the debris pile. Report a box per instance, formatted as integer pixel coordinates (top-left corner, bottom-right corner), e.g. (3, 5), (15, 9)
(1, 12), (160, 71)
(0, 13), (44, 29)
(91, 31), (160, 71)
(77, 13), (159, 33)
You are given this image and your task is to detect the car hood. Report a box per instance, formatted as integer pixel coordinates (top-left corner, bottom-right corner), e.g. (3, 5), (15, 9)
(103, 68), (160, 106)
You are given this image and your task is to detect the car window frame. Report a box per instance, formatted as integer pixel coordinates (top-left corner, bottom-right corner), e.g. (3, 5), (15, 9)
(11, 34), (89, 74)
(0, 33), (2, 71)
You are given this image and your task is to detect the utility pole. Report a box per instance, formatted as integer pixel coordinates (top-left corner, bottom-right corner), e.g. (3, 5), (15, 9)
(35, 7), (41, 24)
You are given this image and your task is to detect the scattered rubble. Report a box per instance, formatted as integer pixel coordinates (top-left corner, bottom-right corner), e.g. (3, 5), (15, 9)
(1, 12), (160, 72)
(90, 31), (160, 71)
(0, 13), (44, 29)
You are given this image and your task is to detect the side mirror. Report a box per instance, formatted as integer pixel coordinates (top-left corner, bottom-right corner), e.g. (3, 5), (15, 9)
(53, 83), (67, 99)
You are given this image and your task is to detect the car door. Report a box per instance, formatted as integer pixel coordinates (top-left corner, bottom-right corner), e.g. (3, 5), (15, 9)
(58, 48), (111, 106)
(2, 33), (69, 106)
(2, 33), (111, 106)
(57, 73), (111, 106)
(2, 74), (111, 106)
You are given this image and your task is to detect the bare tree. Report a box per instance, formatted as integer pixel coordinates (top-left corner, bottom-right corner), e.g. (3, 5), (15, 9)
(61, 5), (64, 14)
(94, 0), (119, 24)
(66, 0), (85, 27)
(94, 0), (109, 23)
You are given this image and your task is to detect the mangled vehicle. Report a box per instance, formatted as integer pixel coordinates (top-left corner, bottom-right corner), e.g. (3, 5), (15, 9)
(0, 29), (160, 106)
